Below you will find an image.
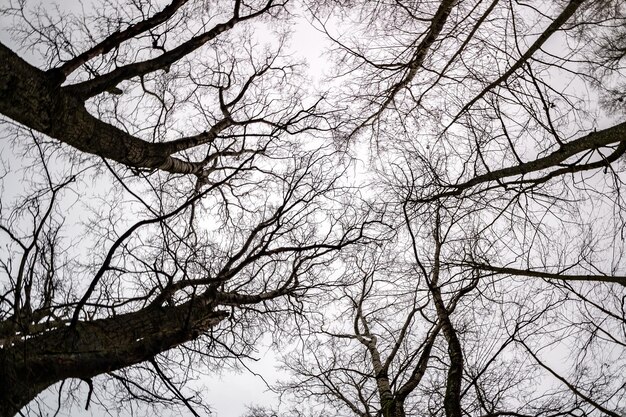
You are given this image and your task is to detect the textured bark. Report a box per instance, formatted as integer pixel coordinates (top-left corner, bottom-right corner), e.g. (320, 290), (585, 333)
(0, 298), (227, 417)
(431, 285), (464, 417)
(429, 223), (464, 417)
(365, 337), (396, 416)
(0, 43), (228, 175)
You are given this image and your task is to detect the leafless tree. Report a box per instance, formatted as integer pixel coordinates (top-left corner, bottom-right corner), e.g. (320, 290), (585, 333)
(0, 0), (372, 415)
(272, 0), (626, 416)
(1, 0), (626, 416)
(279, 195), (625, 416)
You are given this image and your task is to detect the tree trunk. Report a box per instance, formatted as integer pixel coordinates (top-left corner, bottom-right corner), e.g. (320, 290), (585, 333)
(0, 299), (227, 417)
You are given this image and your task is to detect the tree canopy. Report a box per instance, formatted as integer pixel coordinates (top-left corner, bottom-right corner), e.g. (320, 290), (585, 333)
(0, 0), (625, 416)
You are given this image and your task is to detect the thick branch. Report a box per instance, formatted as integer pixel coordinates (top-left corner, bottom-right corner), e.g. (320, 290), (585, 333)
(462, 262), (626, 285)
(429, 225), (464, 417)
(447, 0), (585, 128)
(0, 43), (230, 175)
(431, 285), (464, 417)
(65, 1), (280, 99)
(395, 323), (441, 401)
(416, 122), (626, 202)
(50, 0), (190, 82)
(353, 0), (457, 134)
(0, 299), (227, 417)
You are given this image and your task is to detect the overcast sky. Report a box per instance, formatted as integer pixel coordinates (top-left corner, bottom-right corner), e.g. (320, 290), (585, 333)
(0, 2), (329, 416)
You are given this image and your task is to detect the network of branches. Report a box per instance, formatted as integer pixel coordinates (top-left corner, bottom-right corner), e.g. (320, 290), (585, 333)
(0, 0), (625, 416)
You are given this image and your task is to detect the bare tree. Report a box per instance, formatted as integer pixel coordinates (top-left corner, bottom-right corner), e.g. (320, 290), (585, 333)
(1, 0), (626, 416)
(279, 196), (625, 416)
(272, 0), (626, 416)
(0, 0), (370, 415)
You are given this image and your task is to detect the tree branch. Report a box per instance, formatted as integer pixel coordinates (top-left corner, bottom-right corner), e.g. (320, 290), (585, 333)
(49, 0), (190, 83)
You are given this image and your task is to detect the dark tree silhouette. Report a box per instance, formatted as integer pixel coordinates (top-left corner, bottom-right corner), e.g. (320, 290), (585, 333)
(269, 0), (626, 416)
(0, 1), (371, 415)
(1, 0), (625, 416)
